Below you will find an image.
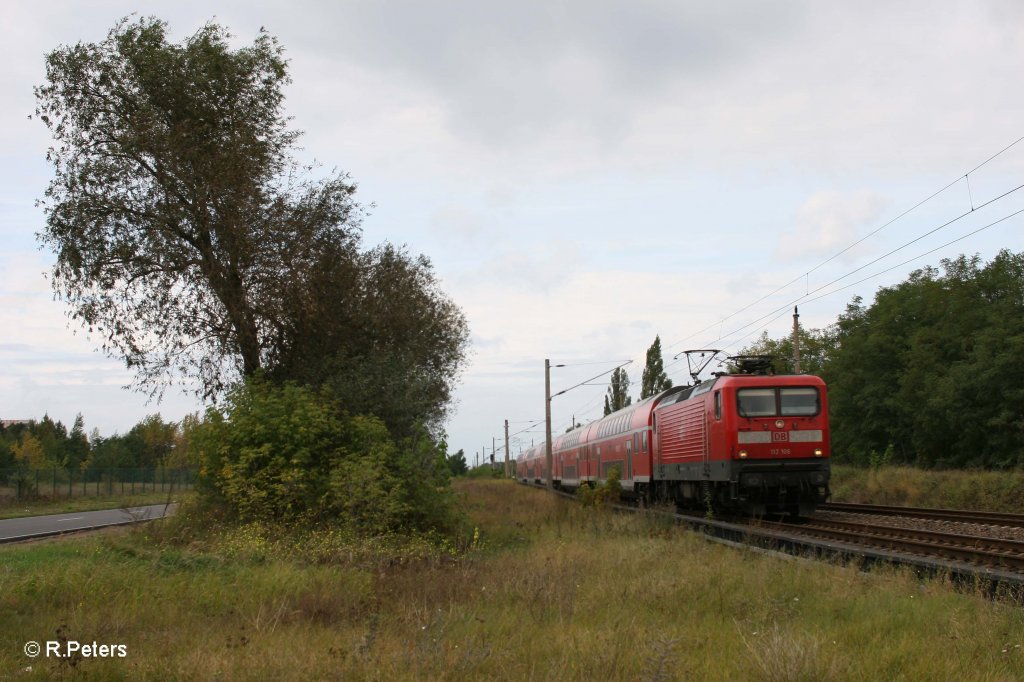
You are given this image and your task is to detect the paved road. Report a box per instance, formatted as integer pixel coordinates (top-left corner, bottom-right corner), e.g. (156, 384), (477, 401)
(0, 504), (175, 543)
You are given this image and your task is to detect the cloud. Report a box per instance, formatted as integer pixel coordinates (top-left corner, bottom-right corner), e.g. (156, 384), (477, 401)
(775, 190), (887, 262)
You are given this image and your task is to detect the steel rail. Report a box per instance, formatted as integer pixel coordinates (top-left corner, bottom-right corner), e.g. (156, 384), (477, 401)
(822, 502), (1024, 528)
(517, 481), (1024, 595)
(758, 517), (1024, 572)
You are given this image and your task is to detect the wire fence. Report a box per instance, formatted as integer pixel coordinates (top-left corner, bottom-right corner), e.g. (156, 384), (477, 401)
(0, 468), (196, 500)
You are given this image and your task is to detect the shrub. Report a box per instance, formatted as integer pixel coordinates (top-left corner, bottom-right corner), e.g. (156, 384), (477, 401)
(191, 378), (459, 534)
(579, 466), (622, 507)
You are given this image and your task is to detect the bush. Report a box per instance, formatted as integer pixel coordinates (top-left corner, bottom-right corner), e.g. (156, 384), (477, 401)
(579, 466), (621, 507)
(191, 378), (459, 534)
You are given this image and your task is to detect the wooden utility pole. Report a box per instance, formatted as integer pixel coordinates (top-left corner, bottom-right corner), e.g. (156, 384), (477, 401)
(545, 358), (553, 490)
(792, 306), (802, 374)
(504, 419), (510, 477)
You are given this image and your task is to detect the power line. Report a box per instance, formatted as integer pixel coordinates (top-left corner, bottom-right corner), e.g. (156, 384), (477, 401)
(801, 207), (1024, 307)
(694, 181), (1024, 353)
(710, 205), (1024, 357)
(664, 134), (1024, 353)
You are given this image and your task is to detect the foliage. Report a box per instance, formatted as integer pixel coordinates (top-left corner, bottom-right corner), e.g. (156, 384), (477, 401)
(577, 465), (622, 507)
(446, 449), (468, 476)
(466, 464), (504, 479)
(741, 250), (1024, 468)
(12, 434), (49, 469)
(603, 366), (632, 415)
(0, 413), (185, 474)
(640, 335), (673, 399)
(34, 17), (469, 436)
(191, 378), (458, 533)
(740, 327), (837, 376)
(826, 251), (1024, 467)
(267, 242), (470, 438)
(35, 17), (324, 397)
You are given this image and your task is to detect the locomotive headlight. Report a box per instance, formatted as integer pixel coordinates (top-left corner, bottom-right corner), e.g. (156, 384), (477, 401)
(814, 449), (823, 457)
(739, 450), (748, 458)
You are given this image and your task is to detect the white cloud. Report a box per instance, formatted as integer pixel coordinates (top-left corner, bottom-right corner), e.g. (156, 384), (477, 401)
(776, 190), (887, 262)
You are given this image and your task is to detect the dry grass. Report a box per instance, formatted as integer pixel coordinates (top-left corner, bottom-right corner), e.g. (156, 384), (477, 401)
(832, 464), (1024, 511)
(1, 479), (1024, 679)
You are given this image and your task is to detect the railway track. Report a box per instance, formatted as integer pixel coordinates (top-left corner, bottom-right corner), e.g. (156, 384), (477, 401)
(821, 501), (1024, 528)
(759, 516), (1024, 572)
(520, 482), (1024, 593)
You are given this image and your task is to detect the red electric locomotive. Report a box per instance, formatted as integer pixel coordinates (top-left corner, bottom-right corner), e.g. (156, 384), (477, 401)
(539, 355), (831, 516)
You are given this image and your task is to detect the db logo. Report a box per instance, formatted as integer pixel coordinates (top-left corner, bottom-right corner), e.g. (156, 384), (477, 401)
(772, 431), (789, 442)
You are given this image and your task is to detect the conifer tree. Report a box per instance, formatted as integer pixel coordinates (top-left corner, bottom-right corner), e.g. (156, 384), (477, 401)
(603, 367), (632, 415)
(640, 335), (673, 399)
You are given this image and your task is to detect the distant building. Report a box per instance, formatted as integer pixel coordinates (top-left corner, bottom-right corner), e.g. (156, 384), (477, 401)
(0, 419), (32, 429)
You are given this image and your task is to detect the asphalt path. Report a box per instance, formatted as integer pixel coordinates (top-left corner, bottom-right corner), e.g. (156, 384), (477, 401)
(0, 504), (175, 543)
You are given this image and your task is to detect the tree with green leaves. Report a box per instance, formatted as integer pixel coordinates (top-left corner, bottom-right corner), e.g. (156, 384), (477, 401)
(603, 366), (632, 415)
(267, 242), (469, 437)
(35, 17), (351, 399)
(35, 17), (468, 437)
(64, 414), (90, 470)
(446, 448), (468, 476)
(825, 251), (1024, 468)
(640, 335), (673, 399)
(739, 327), (837, 376)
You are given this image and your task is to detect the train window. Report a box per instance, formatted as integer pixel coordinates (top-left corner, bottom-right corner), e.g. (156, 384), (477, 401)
(780, 387), (820, 416)
(642, 431), (648, 452)
(714, 391), (722, 420)
(737, 388), (777, 417)
(633, 433), (639, 453)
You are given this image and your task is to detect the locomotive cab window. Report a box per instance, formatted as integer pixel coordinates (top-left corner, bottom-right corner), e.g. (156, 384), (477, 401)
(780, 387), (820, 416)
(737, 387), (821, 417)
(737, 388), (776, 417)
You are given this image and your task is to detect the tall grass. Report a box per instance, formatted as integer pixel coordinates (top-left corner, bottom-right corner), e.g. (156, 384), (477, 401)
(832, 464), (1024, 511)
(1, 479), (1023, 679)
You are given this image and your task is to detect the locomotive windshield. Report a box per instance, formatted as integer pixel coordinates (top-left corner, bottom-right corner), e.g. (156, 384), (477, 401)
(737, 387), (820, 417)
(780, 387), (819, 416)
(736, 388), (775, 417)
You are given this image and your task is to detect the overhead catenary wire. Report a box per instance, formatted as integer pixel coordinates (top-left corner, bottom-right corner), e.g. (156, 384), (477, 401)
(701, 204), (1024, 365)
(707, 193), (1024, 351)
(664, 134), (1024, 354)
(658, 203), (1024, 383)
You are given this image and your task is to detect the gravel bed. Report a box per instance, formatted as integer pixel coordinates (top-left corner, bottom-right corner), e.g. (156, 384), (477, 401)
(813, 510), (1024, 544)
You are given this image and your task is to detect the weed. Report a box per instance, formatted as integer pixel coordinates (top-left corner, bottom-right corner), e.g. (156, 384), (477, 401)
(739, 624), (841, 682)
(640, 635), (682, 682)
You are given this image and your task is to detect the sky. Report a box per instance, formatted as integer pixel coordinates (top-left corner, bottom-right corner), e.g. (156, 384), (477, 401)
(2, 1), (1023, 463)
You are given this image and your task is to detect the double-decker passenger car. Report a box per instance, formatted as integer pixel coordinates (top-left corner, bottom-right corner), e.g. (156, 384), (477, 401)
(534, 367), (831, 516)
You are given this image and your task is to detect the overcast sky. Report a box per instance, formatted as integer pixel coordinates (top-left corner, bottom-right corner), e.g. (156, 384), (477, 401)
(2, 1), (1023, 462)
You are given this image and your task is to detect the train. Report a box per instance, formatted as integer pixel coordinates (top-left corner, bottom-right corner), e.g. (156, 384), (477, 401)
(516, 358), (831, 516)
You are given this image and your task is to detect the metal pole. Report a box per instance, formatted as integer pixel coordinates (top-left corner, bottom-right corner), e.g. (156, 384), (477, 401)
(545, 358), (553, 491)
(504, 419), (510, 478)
(792, 306), (802, 374)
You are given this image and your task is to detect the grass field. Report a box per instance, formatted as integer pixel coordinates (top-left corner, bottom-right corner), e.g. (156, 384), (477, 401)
(831, 465), (1024, 512)
(1, 479), (1023, 680)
